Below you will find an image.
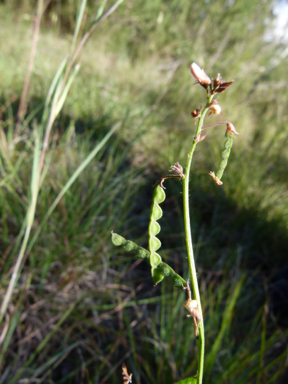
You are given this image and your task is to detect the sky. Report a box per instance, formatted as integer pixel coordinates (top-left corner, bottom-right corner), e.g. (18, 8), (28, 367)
(270, 0), (288, 42)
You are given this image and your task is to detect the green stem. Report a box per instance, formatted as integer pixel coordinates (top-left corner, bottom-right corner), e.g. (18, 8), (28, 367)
(183, 94), (214, 384)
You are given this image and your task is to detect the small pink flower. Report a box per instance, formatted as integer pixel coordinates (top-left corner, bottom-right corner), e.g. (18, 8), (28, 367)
(191, 63), (211, 88)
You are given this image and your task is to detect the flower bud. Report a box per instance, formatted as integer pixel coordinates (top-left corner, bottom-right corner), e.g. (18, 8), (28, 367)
(191, 62), (211, 89)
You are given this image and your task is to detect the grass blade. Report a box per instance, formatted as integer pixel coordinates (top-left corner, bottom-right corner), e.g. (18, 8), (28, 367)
(72, 0), (87, 51)
(205, 276), (244, 377)
(27, 122), (120, 253)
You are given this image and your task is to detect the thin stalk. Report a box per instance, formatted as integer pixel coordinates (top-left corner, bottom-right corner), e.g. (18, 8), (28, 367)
(183, 94), (214, 384)
(16, 0), (44, 124)
(0, 0), (124, 326)
(0, 127), (41, 324)
(27, 122), (120, 253)
(61, 0), (125, 92)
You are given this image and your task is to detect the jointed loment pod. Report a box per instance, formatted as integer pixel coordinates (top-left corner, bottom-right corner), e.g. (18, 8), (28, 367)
(148, 184), (166, 284)
(112, 164), (186, 287)
(111, 233), (186, 288)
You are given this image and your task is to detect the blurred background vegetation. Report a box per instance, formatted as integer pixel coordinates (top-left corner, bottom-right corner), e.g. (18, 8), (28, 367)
(0, 0), (288, 383)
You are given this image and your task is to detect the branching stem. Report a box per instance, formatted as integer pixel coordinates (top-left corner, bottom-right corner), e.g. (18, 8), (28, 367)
(202, 121), (230, 129)
(183, 94), (214, 384)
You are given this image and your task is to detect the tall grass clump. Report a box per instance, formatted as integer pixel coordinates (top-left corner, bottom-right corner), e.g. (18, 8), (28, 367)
(0, 0), (142, 381)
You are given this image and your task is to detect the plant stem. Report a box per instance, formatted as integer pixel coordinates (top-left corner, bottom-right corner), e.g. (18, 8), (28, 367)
(183, 94), (214, 384)
(16, 0), (44, 125)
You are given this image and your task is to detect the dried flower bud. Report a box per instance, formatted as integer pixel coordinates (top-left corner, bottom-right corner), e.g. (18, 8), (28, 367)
(122, 364), (132, 384)
(170, 162), (184, 177)
(184, 297), (201, 338)
(191, 109), (201, 118)
(209, 171), (223, 185)
(194, 132), (208, 143)
(190, 62), (211, 89)
(184, 299), (202, 322)
(208, 100), (223, 116)
(216, 81), (234, 93)
(213, 73), (221, 88)
(182, 280), (201, 338)
(193, 307), (202, 322)
(191, 108), (201, 123)
(226, 122), (239, 137)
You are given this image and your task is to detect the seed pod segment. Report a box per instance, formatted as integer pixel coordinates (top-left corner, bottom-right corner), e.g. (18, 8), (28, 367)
(148, 185), (166, 284)
(111, 233), (186, 288)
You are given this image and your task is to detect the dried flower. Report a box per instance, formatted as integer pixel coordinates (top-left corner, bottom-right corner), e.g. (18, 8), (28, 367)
(216, 81), (234, 93)
(170, 162), (184, 178)
(122, 364), (132, 384)
(183, 280), (201, 338)
(213, 73), (221, 88)
(226, 122), (239, 137)
(208, 100), (223, 116)
(184, 298), (201, 321)
(194, 132), (208, 143)
(211, 72), (234, 94)
(191, 108), (201, 124)
(190, 62), (211, 89)
(209, 171), (223, 185)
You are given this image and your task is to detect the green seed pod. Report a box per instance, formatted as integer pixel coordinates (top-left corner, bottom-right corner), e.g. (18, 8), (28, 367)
(111, 233), (185, 288)
(148, 185), (166, 284)
(111, 232), (149, 259)
(215, 133), (233, 181)
(155, 262), (186, 288)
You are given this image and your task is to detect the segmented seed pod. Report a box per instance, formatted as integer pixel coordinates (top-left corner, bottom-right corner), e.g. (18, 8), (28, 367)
(111, 232), (150, 259)
(154, 262), (186, 288)
(148, 185), (166, 284)
(111, 233), (186, 288)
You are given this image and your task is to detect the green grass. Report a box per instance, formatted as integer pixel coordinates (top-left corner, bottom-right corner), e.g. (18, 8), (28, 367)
(0, 0), (288, 382)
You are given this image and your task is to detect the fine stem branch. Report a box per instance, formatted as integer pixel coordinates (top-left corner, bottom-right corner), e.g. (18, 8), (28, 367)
(183, 94), (214, 384)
